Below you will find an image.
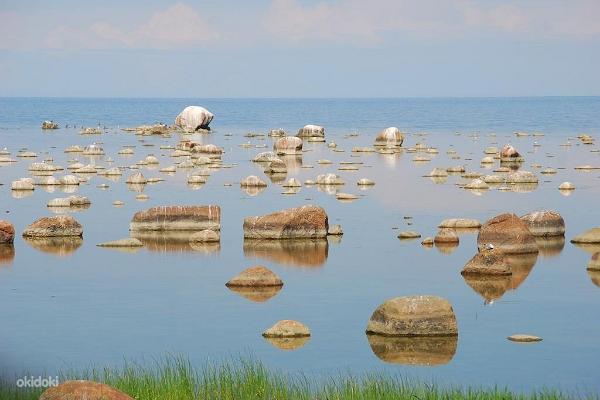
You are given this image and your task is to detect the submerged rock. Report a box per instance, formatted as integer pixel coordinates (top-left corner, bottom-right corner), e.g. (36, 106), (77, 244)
(520, 210), (565, 237)
(22, 215), (83, 237)
(477, 213), (538, 254)
(130, 205), (221, 232)
(263, 320), (310, 337)
(174, 106), (214, 132)
(366, 295), (458, 336)
(39, 380), (134, 400)
(243, 205), (328, 239)
(507, 334), (542, 343)
(97, 238), (143, 247)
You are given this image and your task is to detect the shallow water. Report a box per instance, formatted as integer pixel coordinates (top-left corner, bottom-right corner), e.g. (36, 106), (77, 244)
(0, 97), (600, 393)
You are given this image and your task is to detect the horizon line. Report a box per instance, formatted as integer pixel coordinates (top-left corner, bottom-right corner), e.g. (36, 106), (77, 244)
(1, 95), (600, 100)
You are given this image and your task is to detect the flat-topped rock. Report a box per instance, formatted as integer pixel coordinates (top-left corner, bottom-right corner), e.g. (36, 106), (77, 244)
(398, 231), (421, 239)
(226, 266), (283, 287)
(243, 205), (328, 239)
(22, 215), (83, 237)
(39, 380), (134, 400)
(461, 249), (512, 276)
(507, 334), (542, 343)
(366, 295), (458, 336)
(439, 218), (481, 229)
(97, 238), (143, 247)
(571, 227), (600, 244)
(130, 205), (221, 232)
(477, 213), (538, 254)
(262, 320), (310, 337)
(520, 210), (565, 237)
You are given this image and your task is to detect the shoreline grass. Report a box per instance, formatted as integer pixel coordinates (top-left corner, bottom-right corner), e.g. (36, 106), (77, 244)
(0, 356), (593, 400)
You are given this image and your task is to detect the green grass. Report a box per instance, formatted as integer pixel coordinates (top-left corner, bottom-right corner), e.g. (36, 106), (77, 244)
(0, 356), (593, 400)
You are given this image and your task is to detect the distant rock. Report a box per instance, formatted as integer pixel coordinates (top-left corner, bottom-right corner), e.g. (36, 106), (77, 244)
(438, 218), (481, 229)
(269, 128), (286, 137)
(41, 120), (59, 129)
(297, 124), (324, 138)
(398, 231), (421, 239)
(366, 295), (458, 336)
(477, 213), (538, 254)
(357, 178), (375, 186)
(241, 175), (268, 187)
(97, 238), (143, 248)
(520, 210), (565, 237)
(328, 224), (343, 235)
(22, 215), (83, 237)
(263, 320), (310, 337)
(506, 171), (538, 184)
(0, 220), (15, 244)
(316, 173), (344, 185)
(174, 106), (214, 132)
(130, 205), (221, 232)
(274, 136), (303, 155)
(336, 192), (358, 201)
(243, 205), (328, 239)
(559, 181), (575, 191)
(264, 159), (287, 174)
(126, 172), (147, 185)
(374, 127), (404, 147)
(507, 334), (542, 343)
(500, 144), (520, 158)
(253, 151), (280, 163)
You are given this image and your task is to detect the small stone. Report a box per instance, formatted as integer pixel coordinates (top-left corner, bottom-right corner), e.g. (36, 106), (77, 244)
(226, 266), (283, 287)
(240, 175), (267, 187)
(434, 228), (459, 244)
(421, 237), (434, 246)
(97, 238), (143, 247)
(357, 178), (375, 186)
(507, 334), (542, 343)
(262, 320), (310, 337)
(328, 224), (343, 235)
(336, 192), (358, 200)
(559, 182), (575, 190)
(398, 231), (421, 239)
(571, 227), (600, 244)
(0, 220), (15, 244)
(438, 218), (481, 229)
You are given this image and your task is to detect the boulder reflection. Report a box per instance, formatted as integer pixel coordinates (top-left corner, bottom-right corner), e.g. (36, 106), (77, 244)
(367, 335), (457, 366)
(0, 244), (15, 266)
(264, 336), (310, 351)
(132, 231), (220, 254)
(243, 239), (328, 268)
(23, 237), (83, 257)
(535, 236), (565, 257)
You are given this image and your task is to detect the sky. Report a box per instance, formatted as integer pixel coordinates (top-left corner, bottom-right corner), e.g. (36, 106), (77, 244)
(0, 0), (599, 97)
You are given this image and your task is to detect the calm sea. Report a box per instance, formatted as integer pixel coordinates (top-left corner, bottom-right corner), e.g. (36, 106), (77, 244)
(0, 97), (599, 393)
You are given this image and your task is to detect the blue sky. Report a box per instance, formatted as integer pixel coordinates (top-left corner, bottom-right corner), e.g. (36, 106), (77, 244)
(1, 0), (599, 97)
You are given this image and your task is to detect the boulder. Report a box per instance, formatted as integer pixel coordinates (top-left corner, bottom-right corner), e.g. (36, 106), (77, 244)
(174, 106), (214, 132)
(398, 231), (421, 239)
(434, 228), (459, 244)
(240, 175), (267, 187)
(328, 224), (343, 235)
(11, 179), (35, 191)
(374, 127), (404, 147)
(41, 120), (59, 129)
(226, 266), (283, 287)
(477, 213), (539, 254)
(243, 205), (328, 239)
(269, 128), (286, 137)
(464, 179), (489, 190)
(97, 238), (144, 247)
(559, 182), (575, 190)
(262, 320), (310, 337)
(126, 172), (147, 185)
(297, 124), (324, 138)
(357, 178), (375, 186)
(366, 295), (458, 336)
(274, 136), (303, 155)
(461, 249), (512, 276)
(130, 205), (221, 232)
(500, 144), (520, 158)
(438, 218), (481, 229)
(39, 380), (134, 400)
(253, 151), (280, 163)
(571, 227), (600, 244)
(507, 334), (542, 343)
(0, 220), (15, 244)
(520, 210), (565, 237)
(264, 159), (287, 174)
(22, 215), (83, 237)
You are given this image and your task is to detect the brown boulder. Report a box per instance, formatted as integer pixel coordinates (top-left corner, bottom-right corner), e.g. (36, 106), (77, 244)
(273, 136), (303, 155)
(477, 213), (538, 254)
(366, 295), (458, 337)
(243, 205), (328, 239)
(129, 205), (220, 232)
(434, 228), (459, 244)
(520, 210), (565, 237)
(226, 266), (283, 287)
(461, 249), (512, 276)
(22, 216), (82, 237)
(0, 220), (15, 243)
(39, 380), (133, 400)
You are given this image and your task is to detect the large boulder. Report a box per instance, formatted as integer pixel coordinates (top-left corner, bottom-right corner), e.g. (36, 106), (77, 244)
(374, 127), (404, 147)
(22, 216), (83, 237)
(39, 380), (133, 400)
(274, 136), (303, 155)
(226, 266), (283, 287)
(571, 227), (600, 244)
(129, 205), (220, 232)
(477, 213), (539, 254)
(461, 249), (512, 276)
(243, 205), (328, 239)
(366, 295), (458, 336)
(520, 210), (565, 237)
(0, 221), (15, 244)
(174, 106), (214, 132)
(297, 124), (324, 138)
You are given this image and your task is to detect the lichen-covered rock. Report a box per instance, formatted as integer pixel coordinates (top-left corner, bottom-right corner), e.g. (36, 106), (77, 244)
(130, 205), (221, 232)
(366, 295), (458, 336)
(297, 124), (324, 138)
(174, 106), (214, 132)
(374, 127), (404, 147)
(226, 266), (283, 287)
(243, 205), (328, 239)
(274, 136), (303, 155)
(39, 380), (134, 400)
(477, 213), (538, 254)
(520, 210), (565, 237)
(0, 220), (15, 244)
(22, 215), (83, 237)
(262, 320), (310, 337)
(461, 249), (512, 276)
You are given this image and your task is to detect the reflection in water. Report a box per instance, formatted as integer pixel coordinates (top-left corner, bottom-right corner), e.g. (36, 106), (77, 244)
(132, 231), (220, 254)
(0, 244), (15, 266)
(227, 285), (282, 303)
(11, 190), (34, 199)
(280, 155), (302, 173)
(48, 204), (91, 214)
(127, 183), (146, 193)
(241, 186), (266, 197)
(328, 235), (342, 245)
(267, 173), (287, 184)
(243, 239), (328, 268)
(572, 243), (600, 255)
(367, 335), (457, 366)
(23, 237), (83, 257)
(535, 236), (565, 257)
(429, 176), (448, 184)
(508, 183), (539, 193)
(435, 242), (459, 255)
(588, 270), (600, 288)
(316, 185), (338, 196)
(463, 252), (538, 302)
(264, 336), (309, 351)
